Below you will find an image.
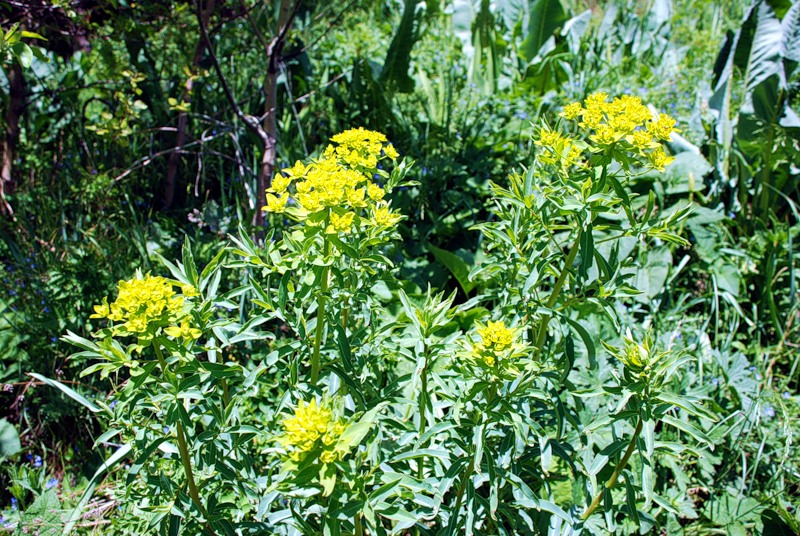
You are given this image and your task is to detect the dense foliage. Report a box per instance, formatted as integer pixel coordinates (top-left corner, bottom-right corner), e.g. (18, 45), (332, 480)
(1, 0), (799, 534)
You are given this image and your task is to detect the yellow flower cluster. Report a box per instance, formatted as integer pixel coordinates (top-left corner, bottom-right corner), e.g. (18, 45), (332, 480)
(92, 275), (202, 342)
(92, 275), (184, 333)
(475, 320), (517, 367)
(539, 92), (680, 172)
(330, 127), (399, 164)
(263, 128), (402, 235)
(534, 126), (583, 169)
(280, 398), (346, 463)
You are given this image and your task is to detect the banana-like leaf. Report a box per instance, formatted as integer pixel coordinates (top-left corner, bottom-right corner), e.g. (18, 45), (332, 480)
(519, 0), (566, 62)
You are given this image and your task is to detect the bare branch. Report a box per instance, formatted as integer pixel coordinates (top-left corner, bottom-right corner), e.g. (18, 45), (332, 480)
(195, 0), (267, 143)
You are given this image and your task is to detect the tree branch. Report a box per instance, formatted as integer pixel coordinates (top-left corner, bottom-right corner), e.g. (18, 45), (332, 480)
(195, 0), (267, 144)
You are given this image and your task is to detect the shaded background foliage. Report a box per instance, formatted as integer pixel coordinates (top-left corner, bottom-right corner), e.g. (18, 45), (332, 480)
(0, 0), (799, 533)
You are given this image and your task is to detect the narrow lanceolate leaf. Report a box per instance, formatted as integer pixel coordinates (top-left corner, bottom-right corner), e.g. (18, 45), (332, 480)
(655, 391), (717, 421)
(661, 415), (713, 447)
(29, 373), (103, 414)
(623, 470), (640, 525)
(641, 460), (655, 509)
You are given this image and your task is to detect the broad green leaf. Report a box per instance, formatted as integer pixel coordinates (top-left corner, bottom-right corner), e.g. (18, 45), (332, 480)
(16, 490), (62, 535)
(520, 0), (567, 62)
(11, 42), (33, 68)
(0, 419), (21, 457)
(744, 1), (785, 91)
(429, 244), (475, 295)
(634, 246), (672, 301)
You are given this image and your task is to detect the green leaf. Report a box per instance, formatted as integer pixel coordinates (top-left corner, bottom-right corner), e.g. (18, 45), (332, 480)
(11, 42), (33, 68)
(319, 464), (337, 497)
(0, 418), (21, 457)
(520, 0), (567, 61)
(634, 246), (672, 301)
(744, 1), (785, 91)
(623, 470), (640, 525)
(641, 461), (654, 509)
(783, 2), (800, 77)
(761, 507), (800, 535)
(565, 317), (596, 367)
(334, 422), (373, 455)
(29, 373), (103, 414)
(661, 415), (713, 447)
(379, 0), (419, 93)
(16, 490), (62, 535)
(20, 30), (46, 40)
(655, 391), (717, 421)
(429, 244), (475, 295)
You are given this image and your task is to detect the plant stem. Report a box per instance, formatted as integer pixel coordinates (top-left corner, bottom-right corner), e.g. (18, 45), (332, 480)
(176, 422), (204, 514)
(354, 512), (364, 536)
(154, 343), (170, 374)
(449, 457), (475, 530)
(153, 343), (218, 536)
(581, 414), (644, 521)
(417, 344), (430, 481)
(534, 226), (583, 354)
(310, 237), (331, 385)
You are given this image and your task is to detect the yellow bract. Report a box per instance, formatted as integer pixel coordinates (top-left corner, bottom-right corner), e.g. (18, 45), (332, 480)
(478, 320), (516, 352)
(648, 146), (675, 171)
(647, 113), (680, 141)
(560, 102), (583, 120)
(366, 183), (385, 201)
(327, 211), (355, 234)
(181, 283), (200, 297)
(535, 126), (583, 169)
(543, 92), (680, 173)
(263, 128), (402, 236)
(264, 193), (288, 213)
(280, 398), (346, 463)
(471, 320), (520, 369)
(164, 318), (202, 341)
(371, 204), (403, 228)
(92, 274), (184, 334)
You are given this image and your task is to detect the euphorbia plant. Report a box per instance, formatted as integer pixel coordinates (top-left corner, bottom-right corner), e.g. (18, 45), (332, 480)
(49, 112), (718, 535)
(63, 243), (268, 534)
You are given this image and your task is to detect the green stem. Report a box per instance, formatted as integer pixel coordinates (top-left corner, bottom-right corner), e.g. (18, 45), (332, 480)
(176, 422), (206, 517)
(450, 457), (475, 529)
(581, 414), (644, 521)
(154, 343), (170, 375)
(311, 237), (331, 385)
(417, 344), (430, 481)
(354, 513), (364, 536)
(534, 226), (583, 354)
(153, 344), (217, 536)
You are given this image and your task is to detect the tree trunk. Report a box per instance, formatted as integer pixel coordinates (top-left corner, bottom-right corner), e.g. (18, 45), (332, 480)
(253, 0), (295, 230)
(1, 63), (25, 217)
(163, 0), (215, 210)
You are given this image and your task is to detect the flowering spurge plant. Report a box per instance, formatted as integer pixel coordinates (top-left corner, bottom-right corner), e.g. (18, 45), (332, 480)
(257, 127), (412, 386)
(48, 119), (719, 535)
(453, 93), (714, 532)
(60, 242), (269, 535)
